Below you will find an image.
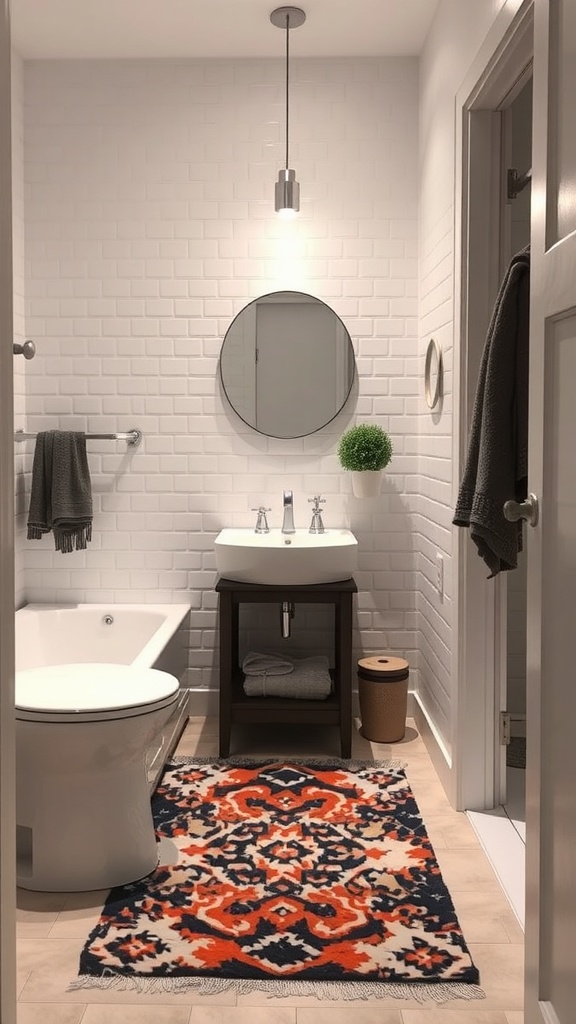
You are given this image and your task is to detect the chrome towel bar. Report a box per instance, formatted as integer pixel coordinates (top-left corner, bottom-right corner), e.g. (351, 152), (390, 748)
(14, 428), (142, 447)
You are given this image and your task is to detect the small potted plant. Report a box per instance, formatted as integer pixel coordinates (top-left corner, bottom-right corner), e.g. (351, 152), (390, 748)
(337, 422), (393, 497)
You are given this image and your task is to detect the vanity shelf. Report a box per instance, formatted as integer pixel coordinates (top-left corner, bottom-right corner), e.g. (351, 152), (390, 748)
(215, 576), (357, 758)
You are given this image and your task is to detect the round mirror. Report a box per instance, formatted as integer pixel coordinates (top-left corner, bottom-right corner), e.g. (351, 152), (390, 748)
(219, 290), (355, 438)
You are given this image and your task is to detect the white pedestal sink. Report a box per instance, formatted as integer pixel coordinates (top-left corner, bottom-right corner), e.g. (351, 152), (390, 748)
(214, 528), (358, 586)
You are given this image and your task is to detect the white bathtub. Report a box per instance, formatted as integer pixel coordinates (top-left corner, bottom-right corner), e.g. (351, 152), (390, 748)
(16, 602), (191, 671)
(15, 602), (192, 788)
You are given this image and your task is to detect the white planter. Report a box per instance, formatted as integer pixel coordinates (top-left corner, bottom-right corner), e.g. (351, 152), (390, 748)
(351, 470), (382, 498)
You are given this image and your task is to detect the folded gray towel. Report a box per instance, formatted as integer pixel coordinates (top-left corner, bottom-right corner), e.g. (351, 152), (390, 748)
(243, 655), (332, 700)
(242, 651), (294, 676)
(27, 431), (93, 553)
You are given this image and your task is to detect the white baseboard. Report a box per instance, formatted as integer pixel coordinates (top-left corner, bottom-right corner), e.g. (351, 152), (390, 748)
(412, 691), (454, 806)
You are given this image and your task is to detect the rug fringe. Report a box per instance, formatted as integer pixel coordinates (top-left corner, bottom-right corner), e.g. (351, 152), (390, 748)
(69, 974), (485, 1003)
(168, 755), (408, 771)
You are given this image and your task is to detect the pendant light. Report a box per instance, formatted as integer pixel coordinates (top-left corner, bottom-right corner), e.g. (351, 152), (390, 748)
(270, 6), (306, 216)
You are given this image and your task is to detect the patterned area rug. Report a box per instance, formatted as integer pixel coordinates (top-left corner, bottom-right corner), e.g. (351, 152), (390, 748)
(73, 758), (482, 1002)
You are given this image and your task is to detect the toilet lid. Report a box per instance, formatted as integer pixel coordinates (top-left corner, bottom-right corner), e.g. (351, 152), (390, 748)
(15, 663), (179, 714)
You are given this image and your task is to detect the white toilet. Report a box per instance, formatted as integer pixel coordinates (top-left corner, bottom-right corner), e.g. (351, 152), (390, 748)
(15, 663), (179, 892)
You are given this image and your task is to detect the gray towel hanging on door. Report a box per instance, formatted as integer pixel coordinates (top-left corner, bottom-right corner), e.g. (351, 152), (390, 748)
(453, 246), (530, 577)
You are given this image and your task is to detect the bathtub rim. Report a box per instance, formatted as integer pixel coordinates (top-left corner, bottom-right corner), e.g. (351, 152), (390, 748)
(15, 601), (192, 671)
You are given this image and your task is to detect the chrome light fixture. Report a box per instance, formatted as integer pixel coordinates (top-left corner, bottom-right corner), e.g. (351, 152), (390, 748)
(270, 6), (306, 216)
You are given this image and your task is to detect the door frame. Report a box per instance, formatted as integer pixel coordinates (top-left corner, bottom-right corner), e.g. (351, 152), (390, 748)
(0, 0), (16, 1020)
(453, 0), (534, 812)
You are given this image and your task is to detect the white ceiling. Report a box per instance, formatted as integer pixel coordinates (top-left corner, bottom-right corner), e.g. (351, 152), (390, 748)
(10, 0), (440, 60)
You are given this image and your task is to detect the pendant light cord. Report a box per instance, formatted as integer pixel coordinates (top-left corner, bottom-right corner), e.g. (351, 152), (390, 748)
(271, 6), (305, 212)
(284, 12), (290, 170)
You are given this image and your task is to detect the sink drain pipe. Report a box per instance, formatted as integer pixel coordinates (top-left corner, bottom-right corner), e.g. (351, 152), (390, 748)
(281, 602), (295, 639)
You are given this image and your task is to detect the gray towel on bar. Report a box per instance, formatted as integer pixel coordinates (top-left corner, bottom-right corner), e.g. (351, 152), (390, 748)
(453, 247), (530, 576)
(27, 431), (93, 553)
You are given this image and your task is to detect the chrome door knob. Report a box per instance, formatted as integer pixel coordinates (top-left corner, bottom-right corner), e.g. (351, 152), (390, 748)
(503, 493), (539, 527)
(12, 339), (36, 359)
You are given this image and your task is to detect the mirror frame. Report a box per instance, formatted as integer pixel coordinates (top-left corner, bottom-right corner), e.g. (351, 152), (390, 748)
(424, 337), (443, 409)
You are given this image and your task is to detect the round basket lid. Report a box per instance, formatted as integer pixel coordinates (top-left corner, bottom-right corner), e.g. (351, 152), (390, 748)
(358, 655), (409, 678)
(15, 663), (179, 713)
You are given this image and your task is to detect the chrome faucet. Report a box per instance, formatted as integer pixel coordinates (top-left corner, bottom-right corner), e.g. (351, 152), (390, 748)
(308, 495), (326, 534)
(252, 506), (271, 533)
(282, 490), (295, 534)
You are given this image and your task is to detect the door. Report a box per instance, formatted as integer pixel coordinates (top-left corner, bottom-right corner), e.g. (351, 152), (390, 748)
(0, 1), (17, 1021)
(525, 0), (576, 1020)
(502, 75), (532, 825)
(454, 0), (534, 815)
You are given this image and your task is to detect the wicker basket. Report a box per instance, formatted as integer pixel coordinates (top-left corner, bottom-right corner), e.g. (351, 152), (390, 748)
(358, 655), (409, 743)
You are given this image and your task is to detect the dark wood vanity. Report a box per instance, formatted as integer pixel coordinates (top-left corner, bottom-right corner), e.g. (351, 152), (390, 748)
(215, 576), (357, 758)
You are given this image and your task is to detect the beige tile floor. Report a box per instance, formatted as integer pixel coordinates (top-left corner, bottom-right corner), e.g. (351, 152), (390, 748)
(17, 717), (524, 1024)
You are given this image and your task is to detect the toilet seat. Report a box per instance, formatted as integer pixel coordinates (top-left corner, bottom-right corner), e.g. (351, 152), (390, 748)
(15, 663), (179, 723)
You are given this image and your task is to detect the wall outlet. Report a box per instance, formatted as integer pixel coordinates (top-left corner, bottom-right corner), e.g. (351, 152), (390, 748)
(435, 552), (444, 595)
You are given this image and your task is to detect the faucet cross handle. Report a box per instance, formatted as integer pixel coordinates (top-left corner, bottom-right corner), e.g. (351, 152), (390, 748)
(308, 495), (326, 534)
(251, 506), (271, 534)
(308, 494), (326, 511)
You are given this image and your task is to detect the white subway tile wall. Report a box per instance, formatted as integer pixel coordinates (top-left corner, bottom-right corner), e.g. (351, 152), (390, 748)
(416, 0), (511, 756)
(15, 56), (419, 708)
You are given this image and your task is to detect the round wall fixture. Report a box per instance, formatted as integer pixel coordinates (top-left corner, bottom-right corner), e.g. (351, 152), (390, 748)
(424, 337), (443, 409)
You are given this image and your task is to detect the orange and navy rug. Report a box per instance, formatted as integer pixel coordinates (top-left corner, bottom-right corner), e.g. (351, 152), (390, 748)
(74, 758), (483, 1002)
